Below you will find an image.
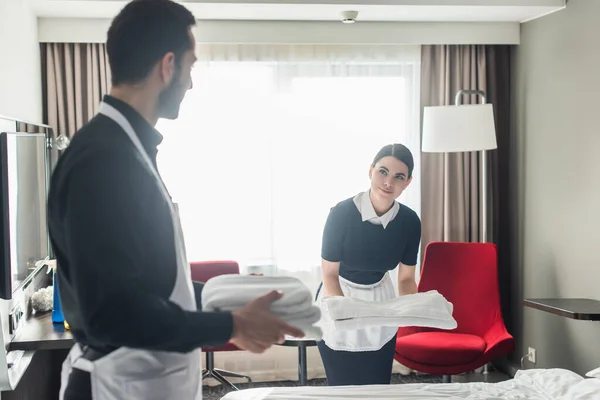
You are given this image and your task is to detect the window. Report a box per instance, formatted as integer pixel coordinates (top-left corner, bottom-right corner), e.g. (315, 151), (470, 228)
(156, 45), (421, 291)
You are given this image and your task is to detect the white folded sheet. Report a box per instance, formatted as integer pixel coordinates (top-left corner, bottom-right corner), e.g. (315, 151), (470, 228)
(321, 290), (457, 331)
(202, 275), (323, 339)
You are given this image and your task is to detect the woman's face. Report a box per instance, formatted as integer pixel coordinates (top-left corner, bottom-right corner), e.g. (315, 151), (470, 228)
(369, 156), (412, 203)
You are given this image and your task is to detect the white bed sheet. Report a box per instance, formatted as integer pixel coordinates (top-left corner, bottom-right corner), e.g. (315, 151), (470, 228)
(220, 368), (600, 400)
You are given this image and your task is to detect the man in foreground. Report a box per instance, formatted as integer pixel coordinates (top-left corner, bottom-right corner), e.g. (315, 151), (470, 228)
(48, 1), (303, 399)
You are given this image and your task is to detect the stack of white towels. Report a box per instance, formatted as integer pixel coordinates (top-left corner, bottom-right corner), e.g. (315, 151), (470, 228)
(202, 275), (324, 339)
(320, 290), (457, 332)
(202, 275), (457, 340)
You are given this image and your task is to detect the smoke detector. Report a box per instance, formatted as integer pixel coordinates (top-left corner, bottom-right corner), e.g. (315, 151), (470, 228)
(340, 10), (359, 24)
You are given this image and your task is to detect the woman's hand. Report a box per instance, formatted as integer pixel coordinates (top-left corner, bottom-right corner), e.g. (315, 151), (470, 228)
(323, 286), (344, 297)
(398, 264), (417, 296)
(322, 259), (344, 297)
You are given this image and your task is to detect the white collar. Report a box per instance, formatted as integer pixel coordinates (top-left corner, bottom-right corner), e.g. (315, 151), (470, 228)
(352, 191), (399, 229)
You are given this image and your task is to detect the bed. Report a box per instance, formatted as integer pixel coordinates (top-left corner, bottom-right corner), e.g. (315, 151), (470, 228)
(220, 368), (600, 399)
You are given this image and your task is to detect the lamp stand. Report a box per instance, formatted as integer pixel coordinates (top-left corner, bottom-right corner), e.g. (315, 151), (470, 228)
(455, 90), (492, 375)
(454, 89), (488, 243)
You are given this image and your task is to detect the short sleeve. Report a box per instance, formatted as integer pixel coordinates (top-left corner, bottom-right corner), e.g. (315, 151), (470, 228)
(401, 213), (422, 266)
(321, 205), (346, 262)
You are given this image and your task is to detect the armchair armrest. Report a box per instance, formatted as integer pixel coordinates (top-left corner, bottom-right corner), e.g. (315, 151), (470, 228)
(482, 319), (514, 355)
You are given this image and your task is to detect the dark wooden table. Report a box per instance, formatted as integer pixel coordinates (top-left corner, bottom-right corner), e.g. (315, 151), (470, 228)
(277, 337), (318, 386)
(523, 298), (600, 321)
(9, 312), (75, 351)
(2, 312), (73, 400)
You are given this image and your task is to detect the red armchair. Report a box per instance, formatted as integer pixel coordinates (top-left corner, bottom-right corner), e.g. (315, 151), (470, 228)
(394, 242), (514, 381)
(190, 260), (251, 391)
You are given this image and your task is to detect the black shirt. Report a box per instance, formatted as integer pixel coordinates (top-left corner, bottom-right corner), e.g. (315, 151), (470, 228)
(48, 95), (234, 354)
(321, 197), (421, 285)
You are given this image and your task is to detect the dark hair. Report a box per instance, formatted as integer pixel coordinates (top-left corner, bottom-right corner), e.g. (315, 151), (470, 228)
(372, 144), (414, 178)
(106, 0), (196, 86)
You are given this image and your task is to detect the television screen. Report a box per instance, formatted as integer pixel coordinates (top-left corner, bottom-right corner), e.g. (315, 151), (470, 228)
(0, 131), (50, 299)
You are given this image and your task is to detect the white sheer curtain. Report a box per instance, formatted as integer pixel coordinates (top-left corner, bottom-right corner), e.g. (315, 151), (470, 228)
(156, 44), (421, 382)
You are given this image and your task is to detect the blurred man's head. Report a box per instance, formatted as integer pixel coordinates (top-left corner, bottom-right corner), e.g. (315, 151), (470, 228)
(107, 0), (197, 120)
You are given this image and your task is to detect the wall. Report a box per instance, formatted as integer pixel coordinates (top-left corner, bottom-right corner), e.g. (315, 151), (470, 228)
(0, 3), (44, 398)
(38, 18), (521, 45)
(0, 0), (42, 123)
(511, 0), (600, 375)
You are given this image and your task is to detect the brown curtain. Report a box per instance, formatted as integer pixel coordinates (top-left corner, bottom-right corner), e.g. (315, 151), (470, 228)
(41, 43), (111, 138)
(420, 45), (514, 334)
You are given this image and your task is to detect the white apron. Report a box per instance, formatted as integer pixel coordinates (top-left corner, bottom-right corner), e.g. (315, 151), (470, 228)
(58, 102), (202, 400)
(317, 272), (397, 352)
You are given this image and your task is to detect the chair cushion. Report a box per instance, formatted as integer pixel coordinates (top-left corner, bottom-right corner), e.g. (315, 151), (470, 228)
(203, 342), (240, 352)
(396, 332), (486, 366)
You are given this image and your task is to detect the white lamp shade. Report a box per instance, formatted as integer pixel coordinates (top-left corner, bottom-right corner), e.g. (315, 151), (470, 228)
(421, 104), (497, 153)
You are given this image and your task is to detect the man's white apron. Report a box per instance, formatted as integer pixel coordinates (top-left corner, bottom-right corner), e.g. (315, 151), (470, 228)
(59, 102), (202, 400)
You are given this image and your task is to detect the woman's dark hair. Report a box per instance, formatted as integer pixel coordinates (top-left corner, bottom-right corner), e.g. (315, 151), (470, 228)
(372, 144), (414, 178)
(106, 0), (196, 86)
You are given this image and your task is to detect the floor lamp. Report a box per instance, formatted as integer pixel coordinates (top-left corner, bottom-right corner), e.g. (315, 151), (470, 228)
(421, 89), (497, 243)
(422, 90), (498, 374)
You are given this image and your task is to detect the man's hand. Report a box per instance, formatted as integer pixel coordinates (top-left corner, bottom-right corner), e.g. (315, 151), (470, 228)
(230, 290), (305, 353)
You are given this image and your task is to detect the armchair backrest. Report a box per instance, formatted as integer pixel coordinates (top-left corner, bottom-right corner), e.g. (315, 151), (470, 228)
(190, 260), (240, 282)
(418, 241), (502, 337)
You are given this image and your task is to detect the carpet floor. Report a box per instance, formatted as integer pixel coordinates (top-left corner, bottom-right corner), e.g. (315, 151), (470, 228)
(203, 373), (443, 400)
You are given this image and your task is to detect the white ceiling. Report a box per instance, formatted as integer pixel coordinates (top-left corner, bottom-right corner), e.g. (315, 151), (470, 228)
(32, 0), (566, 22)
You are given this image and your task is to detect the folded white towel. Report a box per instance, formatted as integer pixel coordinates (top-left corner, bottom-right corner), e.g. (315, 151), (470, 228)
(322, 290), (457, 332)
(202, 275), (323, 339)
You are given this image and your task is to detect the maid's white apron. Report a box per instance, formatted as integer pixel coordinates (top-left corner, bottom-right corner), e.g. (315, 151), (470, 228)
(58, 102), (202, 400)
(317, 272), (397, 352)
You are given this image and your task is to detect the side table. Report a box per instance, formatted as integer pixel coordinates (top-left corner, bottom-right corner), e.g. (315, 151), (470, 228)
(277, 337), (318, 386)
(523, 298), (600, 321)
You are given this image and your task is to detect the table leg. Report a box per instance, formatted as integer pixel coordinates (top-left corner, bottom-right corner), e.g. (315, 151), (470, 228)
(298, 343), (307, 385)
